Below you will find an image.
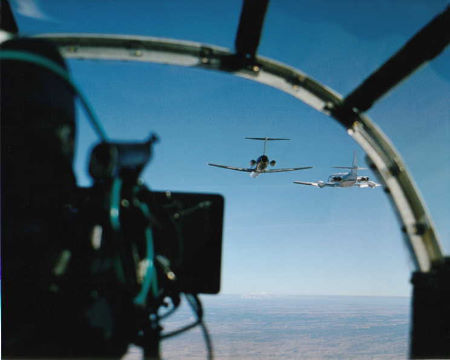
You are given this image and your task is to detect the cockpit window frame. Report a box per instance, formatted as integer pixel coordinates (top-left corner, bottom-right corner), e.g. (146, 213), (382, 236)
(33, 31), (444, 272)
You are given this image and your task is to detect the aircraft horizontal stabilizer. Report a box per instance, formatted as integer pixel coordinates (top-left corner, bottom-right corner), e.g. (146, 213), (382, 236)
(332, 166), (367, 170)
(245, 137), (290, 141)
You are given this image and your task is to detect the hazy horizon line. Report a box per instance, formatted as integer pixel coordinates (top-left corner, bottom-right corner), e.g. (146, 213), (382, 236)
(208, 292), (411, 298)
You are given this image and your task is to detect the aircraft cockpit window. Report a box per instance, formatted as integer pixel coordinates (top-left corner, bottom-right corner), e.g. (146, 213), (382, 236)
(2, 1), (449, 359)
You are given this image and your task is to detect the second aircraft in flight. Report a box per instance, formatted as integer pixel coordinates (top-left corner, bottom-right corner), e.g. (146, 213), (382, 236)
(293, 152), (380, 188)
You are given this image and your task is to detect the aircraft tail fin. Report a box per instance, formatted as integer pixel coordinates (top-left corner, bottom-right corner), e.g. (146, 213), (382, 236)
(332, 151), (366, 174)
(352, 150), (358, 168)
(245, 137), (290, 155)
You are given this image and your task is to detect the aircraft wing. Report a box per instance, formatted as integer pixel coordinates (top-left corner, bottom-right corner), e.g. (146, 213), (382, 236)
(208, 163), (253, 172)
(293, 180), (337, 188)
(264, 166), (312, 173)
(293, 180), (323, 187)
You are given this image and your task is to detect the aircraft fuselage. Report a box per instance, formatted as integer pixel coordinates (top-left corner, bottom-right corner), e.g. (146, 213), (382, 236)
(328, 172), (357, 187)
(250, 155), (269, 178)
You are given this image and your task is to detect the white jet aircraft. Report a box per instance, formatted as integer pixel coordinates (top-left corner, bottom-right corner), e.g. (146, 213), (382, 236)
(208, 137), (312, 178)
(293, 152), (381, 188)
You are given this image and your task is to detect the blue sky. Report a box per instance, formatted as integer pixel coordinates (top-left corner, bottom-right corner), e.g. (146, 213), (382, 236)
(13, 0), (449, 296)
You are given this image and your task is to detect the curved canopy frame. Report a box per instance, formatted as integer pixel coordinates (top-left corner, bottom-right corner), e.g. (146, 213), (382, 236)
(36, 33), (444, 272)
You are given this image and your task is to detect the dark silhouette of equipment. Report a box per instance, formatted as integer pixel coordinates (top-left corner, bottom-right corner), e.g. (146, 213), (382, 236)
(1, 35), (223, 359)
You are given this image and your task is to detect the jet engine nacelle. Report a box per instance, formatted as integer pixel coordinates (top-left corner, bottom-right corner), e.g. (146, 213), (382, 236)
(250, 160), (256, 166)
(318, 181), (326, 188)
(368, 182), (377, 188)
(270, 160), (276, 167)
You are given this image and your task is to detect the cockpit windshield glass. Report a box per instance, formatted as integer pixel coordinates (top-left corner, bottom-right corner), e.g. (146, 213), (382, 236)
(8, 1), (450, 358)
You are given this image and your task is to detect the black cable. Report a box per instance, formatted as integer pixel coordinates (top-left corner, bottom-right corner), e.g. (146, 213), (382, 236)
(159, 319), (201, 339)
(199, 319), (214, 360)
(158, 296), (180, 320)
(186, 294), (214, 360)
(159, 294), (200, 339)
(185, 294), (202, 318)
(158, 293), (214, 360)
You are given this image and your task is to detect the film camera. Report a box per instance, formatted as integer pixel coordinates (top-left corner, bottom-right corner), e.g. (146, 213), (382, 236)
(2, 38), (223, 358)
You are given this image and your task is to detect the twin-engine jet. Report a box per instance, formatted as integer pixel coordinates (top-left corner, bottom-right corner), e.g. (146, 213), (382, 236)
(208, 137), (312, 178)
(293, 152), (381, 188)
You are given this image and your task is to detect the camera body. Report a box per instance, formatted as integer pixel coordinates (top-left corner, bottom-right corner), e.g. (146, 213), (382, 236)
(87, 138), (224, 296)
